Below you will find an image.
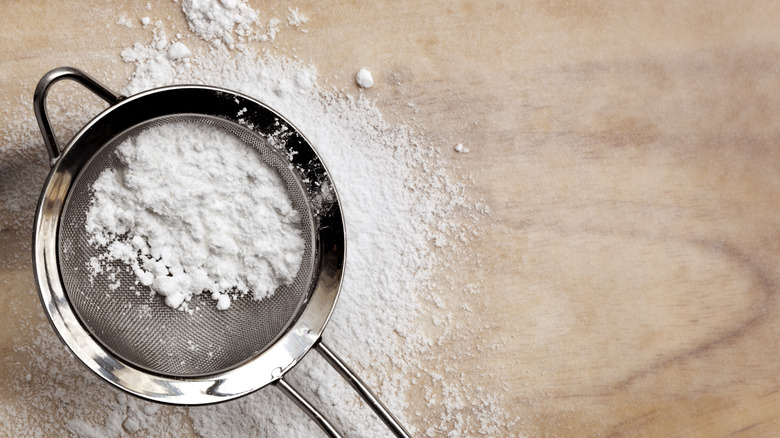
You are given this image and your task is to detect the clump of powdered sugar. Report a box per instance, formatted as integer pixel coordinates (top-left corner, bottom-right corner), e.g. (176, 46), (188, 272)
(179, 1), (310, 45)
(356, 68), (374, 89)
(85, 121), (304, 311)
(454, 143), (469, 153)
(181, 0), (259, 47)
(167, 42), (192, 60)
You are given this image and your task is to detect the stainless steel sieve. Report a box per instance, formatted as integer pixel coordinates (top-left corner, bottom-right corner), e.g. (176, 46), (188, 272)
(32, 67), (411, 437)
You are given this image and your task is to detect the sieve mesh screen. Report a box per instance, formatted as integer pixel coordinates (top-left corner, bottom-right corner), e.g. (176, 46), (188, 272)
(58, 115), (316, 377)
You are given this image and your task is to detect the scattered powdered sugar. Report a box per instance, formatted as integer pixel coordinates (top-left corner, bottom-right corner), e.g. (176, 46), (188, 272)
(116, 16), (134, 28)
(179, 1), (308, 45)
(181, 0), (259, 47)
(286, 7), (309, 28)
(0, 3), (515, 437)
(2, 317), (190, 438)
(85, 121), (304, 311)
(260, 17), (282, 42)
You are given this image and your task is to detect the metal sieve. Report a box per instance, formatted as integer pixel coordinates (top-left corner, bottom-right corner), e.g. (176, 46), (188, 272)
(32, 67), (411, 437)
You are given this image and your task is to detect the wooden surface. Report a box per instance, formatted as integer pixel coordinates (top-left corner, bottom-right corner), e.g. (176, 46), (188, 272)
(3, 1), (780, 436)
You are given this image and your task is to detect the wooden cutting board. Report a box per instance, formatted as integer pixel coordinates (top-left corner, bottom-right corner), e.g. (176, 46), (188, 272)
(3, 1), (780, 436)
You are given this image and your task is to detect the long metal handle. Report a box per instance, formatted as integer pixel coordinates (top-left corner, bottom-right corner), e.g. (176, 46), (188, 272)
(275, 341), (413, 437)
(316, 341), (413, 438)
(33, 67), (123, 164)
(275, 377), (344, 437)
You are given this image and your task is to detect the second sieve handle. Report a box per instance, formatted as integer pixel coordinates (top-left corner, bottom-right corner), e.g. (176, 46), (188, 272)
(315, 340), (413, 438)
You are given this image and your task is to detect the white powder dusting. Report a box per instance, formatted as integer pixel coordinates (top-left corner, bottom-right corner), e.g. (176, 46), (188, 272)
(116, 16), (134, 28)
(259, 17), (282, 42)
(287, 7), (309, 28)
(181, 0), (259, 47)
(2, 320), (190, 438)
(85, 121), (304, 311)
(356, 67), (374, 88)
(0, 2), (515, 437)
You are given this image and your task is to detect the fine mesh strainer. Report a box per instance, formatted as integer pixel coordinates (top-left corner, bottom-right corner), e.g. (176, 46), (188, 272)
(32, 67), (411, 438)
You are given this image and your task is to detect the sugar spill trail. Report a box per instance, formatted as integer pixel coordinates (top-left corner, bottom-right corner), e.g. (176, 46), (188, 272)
(0, 3), (516, 437)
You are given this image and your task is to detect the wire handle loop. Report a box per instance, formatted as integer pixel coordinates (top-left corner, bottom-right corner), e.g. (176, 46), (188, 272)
(33, 67), (123, 165)
(275, 340), (413, 437)
(315, 341), (412, 437)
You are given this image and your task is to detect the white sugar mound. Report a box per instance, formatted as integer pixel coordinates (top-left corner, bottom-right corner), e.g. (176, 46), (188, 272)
(85, 121), (305, 311)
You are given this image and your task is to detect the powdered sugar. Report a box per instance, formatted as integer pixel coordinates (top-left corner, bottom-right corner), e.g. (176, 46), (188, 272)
(356, 68), (374, 89)
(286, 7), (308, 28)
(454, 143), (469, 153)
(167, 42), (192, 60)
(85, 121), (304, 311)
(181, 0), (258, 47)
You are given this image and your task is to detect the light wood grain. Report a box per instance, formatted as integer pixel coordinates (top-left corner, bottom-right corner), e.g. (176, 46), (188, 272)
(3, 1), (780, 436)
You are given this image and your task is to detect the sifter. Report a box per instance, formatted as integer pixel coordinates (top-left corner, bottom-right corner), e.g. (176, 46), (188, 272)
(32, 67), (412, 437)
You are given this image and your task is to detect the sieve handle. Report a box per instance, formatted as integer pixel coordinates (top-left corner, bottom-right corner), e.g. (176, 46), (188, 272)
(275, 377), (345, 437)
(275, 341), (413, 437)
(33, 67), (123, 165)
(315, 341), (413, 438)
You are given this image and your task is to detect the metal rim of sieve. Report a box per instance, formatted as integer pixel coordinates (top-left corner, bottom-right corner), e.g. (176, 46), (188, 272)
(32, 67), (410, 437)
(32, 67), (344, 401)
